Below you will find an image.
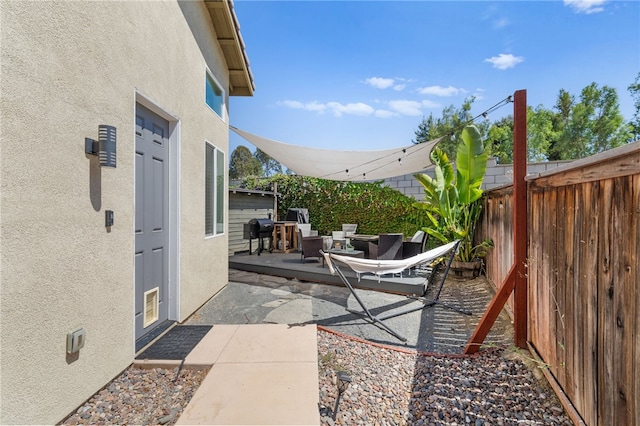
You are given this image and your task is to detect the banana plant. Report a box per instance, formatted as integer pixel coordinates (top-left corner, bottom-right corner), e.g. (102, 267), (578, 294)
(456, 125), (487, 205)
(414, 124), (493, 262)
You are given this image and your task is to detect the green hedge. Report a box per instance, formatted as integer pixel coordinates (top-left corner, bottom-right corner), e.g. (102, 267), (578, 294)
(241, 174), (430, 237)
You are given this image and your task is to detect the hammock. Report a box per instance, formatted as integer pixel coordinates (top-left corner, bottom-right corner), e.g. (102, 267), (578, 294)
(322, 240), (471, 342)
(325, 240), (459, 280)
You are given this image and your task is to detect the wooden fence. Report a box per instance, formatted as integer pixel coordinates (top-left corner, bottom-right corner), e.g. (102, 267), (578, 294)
(478, 185), (515, 315)
(478, 142), (639, 425)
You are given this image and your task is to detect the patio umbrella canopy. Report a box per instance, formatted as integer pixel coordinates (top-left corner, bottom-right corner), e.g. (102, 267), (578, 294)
(231, 126), (441, 181)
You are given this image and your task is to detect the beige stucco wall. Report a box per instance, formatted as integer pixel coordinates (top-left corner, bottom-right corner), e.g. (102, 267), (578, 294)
(1, 1), (230, 424)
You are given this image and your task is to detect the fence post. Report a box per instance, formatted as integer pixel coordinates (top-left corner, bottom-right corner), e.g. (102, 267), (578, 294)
(512, 89), (528, 348)
(464, 89), (528, 353)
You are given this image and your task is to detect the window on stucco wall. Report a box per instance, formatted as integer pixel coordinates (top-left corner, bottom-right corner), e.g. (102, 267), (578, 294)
(205, 70), (225, 120)
(205, 142), (225, 236)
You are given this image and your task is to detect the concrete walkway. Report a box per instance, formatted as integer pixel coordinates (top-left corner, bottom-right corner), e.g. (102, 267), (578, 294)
(136, 323), (320, 425)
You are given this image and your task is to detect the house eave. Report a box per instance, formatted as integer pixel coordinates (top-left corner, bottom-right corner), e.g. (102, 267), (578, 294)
(204, 0), (255, 96)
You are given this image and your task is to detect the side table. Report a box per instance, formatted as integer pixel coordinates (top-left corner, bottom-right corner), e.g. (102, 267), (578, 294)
(323, 248), (365, 267)
(272, 221), (298, 253)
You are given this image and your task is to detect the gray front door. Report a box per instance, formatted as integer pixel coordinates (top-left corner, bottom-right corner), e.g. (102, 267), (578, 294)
(135, 104), (170, 341)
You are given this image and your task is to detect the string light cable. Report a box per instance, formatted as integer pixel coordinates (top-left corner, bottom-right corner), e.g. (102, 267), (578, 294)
(318, 94), (513, 181)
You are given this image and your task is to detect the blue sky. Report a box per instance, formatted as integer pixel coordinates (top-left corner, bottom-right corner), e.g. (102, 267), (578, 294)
(229, 0), (639, 154)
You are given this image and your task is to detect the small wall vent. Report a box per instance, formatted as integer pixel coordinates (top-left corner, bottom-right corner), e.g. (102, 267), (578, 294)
(143, 288), (159, 328)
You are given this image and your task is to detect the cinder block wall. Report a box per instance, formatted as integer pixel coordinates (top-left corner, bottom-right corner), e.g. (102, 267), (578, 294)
(385, 158), (573, 200)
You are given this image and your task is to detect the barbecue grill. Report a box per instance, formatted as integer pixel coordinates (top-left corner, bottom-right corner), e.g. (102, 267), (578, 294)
(243, 218), (274, 255)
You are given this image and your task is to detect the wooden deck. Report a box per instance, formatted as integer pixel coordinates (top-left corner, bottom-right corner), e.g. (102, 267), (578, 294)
(229, 251), (432, 296)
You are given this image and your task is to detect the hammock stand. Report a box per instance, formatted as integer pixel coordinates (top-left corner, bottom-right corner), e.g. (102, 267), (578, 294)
(322, 240), (471, 342)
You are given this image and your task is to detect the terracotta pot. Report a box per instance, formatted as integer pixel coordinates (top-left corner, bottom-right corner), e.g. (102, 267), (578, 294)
(450, 259), (482, 278)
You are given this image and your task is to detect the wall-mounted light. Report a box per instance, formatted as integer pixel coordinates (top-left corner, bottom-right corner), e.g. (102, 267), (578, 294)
(85, 125), (117, 168)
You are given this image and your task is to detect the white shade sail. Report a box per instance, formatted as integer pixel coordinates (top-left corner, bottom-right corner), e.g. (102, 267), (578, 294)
(231, 126), (441, 181)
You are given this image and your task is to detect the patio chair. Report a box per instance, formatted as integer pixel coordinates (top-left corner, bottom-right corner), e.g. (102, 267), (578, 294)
(321, 240), (469, 341)
(331, 230), (346, 249)
(342, 224), (358, 237)
(402, 230), (428, 259)
(297, 226), (323, 263)
(368, 233), (404, 260)
(297, 223), (318, 238)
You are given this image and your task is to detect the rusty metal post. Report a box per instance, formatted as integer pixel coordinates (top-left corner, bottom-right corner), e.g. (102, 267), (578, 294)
(512, 89), (528, 348)
(464, 90), (528, 353)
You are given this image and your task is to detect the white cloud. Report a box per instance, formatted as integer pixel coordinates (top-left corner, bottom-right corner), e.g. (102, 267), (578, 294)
(472, 88), (485, 101)
(279, 100), (303, 109)
(279, 100), (375, 117)
(393, 84), (406, 91)
(374, 109), (397, 118)
(493, 17), (510, 29)
(564, 0), (607, 14)
(481, 5), (510, 29)
(484, 53), (524, 70)
(418, 85), (463, 97)
(364, 77), (395, 89)
(326, 102), (374, 117)
(279, 100), (327, 113)
(421, 100), (441, 109)
(388, 100), (424, 116)
(279, 97), (435, 118)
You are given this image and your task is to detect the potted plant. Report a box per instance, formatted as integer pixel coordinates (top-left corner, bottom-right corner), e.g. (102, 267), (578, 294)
(414, 125), (493, 277)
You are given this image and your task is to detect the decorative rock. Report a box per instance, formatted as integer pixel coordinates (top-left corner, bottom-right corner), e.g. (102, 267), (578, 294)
(60, 367), (207, 425)
(61, 329), (574, 426)
(317, 330), (573, 426)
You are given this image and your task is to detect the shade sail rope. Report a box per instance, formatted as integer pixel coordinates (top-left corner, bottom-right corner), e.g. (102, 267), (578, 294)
(319, 140), (438, 180)
(230, 95), (512, 182)
(231, 126), (442, 181)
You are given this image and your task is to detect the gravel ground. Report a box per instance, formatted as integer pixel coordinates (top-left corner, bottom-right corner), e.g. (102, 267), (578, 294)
(317, 329), (573, 425)
(61, 367), (208, 425)
(62, 328), (573, 426)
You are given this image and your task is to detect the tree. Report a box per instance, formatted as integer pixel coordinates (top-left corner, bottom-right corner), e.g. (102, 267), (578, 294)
(527, 105), (559, 162)
(485, 105), (557, 163)
(486, 116), (514, 164)
(229, 145), (262, 179)
(547, 90), (574, 160)
(254, 148), (283, 177)
(413, 97), (489, 159)
(629, 72), (640, 141)
(550, 83), (632, 160)
(417, 82), (631, 165)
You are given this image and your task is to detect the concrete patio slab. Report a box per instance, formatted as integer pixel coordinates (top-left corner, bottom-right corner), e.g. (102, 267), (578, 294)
(215, 323), (317, 364)
(175, 323), (319, 426)
(178, 361), (319, 425)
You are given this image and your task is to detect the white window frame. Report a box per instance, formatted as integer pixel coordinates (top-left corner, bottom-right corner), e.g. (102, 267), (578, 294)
(205, 68), (226, 121)
(205, 142), (225, 237)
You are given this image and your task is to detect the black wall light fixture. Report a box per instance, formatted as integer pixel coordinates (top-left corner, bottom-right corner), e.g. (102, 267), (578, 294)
(85, 125), (117, 168)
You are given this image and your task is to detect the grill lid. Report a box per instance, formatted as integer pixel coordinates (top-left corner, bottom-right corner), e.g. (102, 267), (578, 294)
(248, 218), (274, 234)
